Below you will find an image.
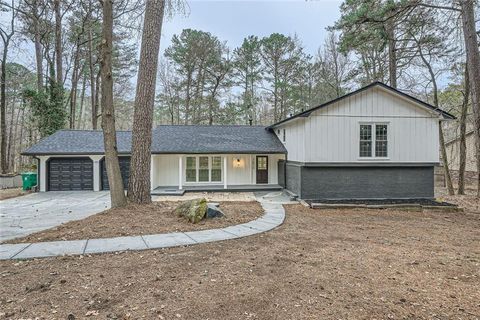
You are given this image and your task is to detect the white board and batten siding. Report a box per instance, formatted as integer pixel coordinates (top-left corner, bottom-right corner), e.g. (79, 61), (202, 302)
(276, 86), (440, 164)
(274, 119), (306, 162)
(151, 154), (284, 189)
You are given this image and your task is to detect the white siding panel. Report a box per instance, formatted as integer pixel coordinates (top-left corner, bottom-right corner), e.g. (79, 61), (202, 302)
(275, 118), (305, 162)
(276, 86), (440, 163)
(225, 154), (253, 185)
(154, 155), (179, 187)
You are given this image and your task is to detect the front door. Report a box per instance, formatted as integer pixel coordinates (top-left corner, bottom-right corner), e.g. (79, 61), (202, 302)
(256, 156), (268, 184)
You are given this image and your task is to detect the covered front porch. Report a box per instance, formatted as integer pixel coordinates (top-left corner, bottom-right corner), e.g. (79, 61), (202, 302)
(151, 184), (283, 195)
(150, 153), (285, 194)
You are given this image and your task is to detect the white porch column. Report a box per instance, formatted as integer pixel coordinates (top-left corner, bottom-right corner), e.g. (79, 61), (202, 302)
(250, 154), (253, 184)
(150, 155), (155, 191)
(38, 156), (50, 192)
(178, 155), (183, 190)
(223, 156), (227, 189)
(89, 155), (103, 191)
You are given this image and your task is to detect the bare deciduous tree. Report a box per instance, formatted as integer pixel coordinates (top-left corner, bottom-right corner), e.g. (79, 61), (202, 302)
(458, 66), (469, 195)
(459, 0), (480, 197)
(54, 0), (62, 86)
(0, 0), (16, 174)
(100, 0), (127, 207)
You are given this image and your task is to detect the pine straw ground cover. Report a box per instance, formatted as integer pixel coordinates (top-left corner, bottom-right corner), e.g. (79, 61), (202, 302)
(0, 188), (29, 201)
(1, 205), (479, 319)
(3, 201), (264, 244)
(436, 188), (480, 214)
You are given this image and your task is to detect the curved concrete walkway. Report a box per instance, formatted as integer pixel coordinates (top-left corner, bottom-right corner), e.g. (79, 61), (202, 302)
(0, 192), (293, 260)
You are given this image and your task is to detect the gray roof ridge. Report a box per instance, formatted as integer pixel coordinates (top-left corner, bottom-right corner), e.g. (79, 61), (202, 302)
(57, 129), (132, 132)
(155, 124), (267, 128)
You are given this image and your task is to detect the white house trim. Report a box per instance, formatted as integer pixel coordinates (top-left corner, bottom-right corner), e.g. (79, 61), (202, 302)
(89, 155), (103, 192)
(38, 156), (49, 192)
(178, 155), (183, 190)
(223, 156), (227, 189)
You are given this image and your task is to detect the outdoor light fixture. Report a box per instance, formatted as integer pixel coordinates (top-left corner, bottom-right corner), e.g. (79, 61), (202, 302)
(233, 158), (243, 168)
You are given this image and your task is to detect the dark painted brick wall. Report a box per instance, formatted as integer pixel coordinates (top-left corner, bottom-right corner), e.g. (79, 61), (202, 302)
(285, 162), (302, 197)
(278, 160), (285, 187)
(299, 166), (434, 200)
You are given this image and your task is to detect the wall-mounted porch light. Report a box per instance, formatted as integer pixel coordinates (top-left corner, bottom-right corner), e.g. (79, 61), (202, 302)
(233, 158), (244, 168)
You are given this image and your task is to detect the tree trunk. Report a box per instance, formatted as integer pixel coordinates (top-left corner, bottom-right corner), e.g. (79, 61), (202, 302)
(416, 40), (454, 195)
(1, 37), (10, 174)
(460, 0), (480, 197)
(458, 66), (469, 195)
(386, 21), (397, 88)
(94, 69), (101, 127)
(101, 0), (127, 208)
(33, 0), (43, 92)
(54, 0), (63, 86)
(18, 107), (25, 171)
(11, 99), (21, 171)
(6, 94), (15, 170)
(439, 124), (455, 195)
(185, 70), (192, 124)
(78, 72), (87, 128)
(88, 27), (98, 130)
(69, 51), (81, 129)
(127, 0), (165, 204)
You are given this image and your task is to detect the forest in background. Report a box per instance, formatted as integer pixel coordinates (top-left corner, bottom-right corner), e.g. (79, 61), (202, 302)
(0, 0), (479, 196)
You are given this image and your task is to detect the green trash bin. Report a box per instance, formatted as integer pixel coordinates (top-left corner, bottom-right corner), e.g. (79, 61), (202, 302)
(21, 172), (38, 191)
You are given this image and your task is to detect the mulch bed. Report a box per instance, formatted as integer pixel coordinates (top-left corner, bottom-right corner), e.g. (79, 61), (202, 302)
(306, 198), (456, 207)
(0, 205), (479, 318)
(3, 201), (264, 244)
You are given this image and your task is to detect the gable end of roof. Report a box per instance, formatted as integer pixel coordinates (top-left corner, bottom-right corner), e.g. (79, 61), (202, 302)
(267, 82), (456, 128)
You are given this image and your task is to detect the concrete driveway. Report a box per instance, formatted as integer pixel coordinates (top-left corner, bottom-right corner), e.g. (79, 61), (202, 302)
(0, 192), (110, 242)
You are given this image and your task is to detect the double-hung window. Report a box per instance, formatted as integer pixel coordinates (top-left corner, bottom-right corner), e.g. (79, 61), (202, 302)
(359, 123), (388, 158)
(186, 157), (197, 182)
(185, 156), (222, 183)
(198, 156), (209, 182)
(211, 157), (222, 182)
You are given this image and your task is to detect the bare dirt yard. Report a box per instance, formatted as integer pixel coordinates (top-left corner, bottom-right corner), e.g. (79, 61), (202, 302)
(3, 201), (264, 244)
(0, 188), (29, 201)
(1, 204), (479, 319)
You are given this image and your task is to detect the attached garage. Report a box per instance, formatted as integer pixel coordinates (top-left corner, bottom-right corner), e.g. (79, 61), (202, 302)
(48, 158), (94, 191)
(101, 156), (130, 190)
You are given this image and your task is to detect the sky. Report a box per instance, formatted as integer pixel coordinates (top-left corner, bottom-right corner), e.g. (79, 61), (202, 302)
(160, 0), (343, 55)
(6, 0), (344, 84)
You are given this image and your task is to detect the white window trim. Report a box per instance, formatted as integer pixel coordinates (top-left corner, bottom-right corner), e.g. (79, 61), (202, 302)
(358, 122), (390, 160)
(184, 155), (223, 184)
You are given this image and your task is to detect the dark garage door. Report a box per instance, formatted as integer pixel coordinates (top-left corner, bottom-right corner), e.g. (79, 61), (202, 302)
(48, 158), (93, 191)
(101, 157), (130, 190)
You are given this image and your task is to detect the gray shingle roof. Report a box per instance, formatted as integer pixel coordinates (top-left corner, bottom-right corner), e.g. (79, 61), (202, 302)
(22, 125), (286, 155)
(22, 130), (133, 155)
(152, 125), (286, 154)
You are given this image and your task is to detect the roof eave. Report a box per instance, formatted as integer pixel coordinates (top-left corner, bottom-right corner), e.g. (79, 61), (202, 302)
(22, 150), (288, 156)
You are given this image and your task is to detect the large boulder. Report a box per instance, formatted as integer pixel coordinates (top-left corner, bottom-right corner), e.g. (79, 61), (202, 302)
(175, 198), (208, 223)
(206, 203), (225, 218)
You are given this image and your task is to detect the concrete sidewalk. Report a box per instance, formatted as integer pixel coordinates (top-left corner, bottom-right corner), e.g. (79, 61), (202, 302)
(0, 192), (292, 260)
